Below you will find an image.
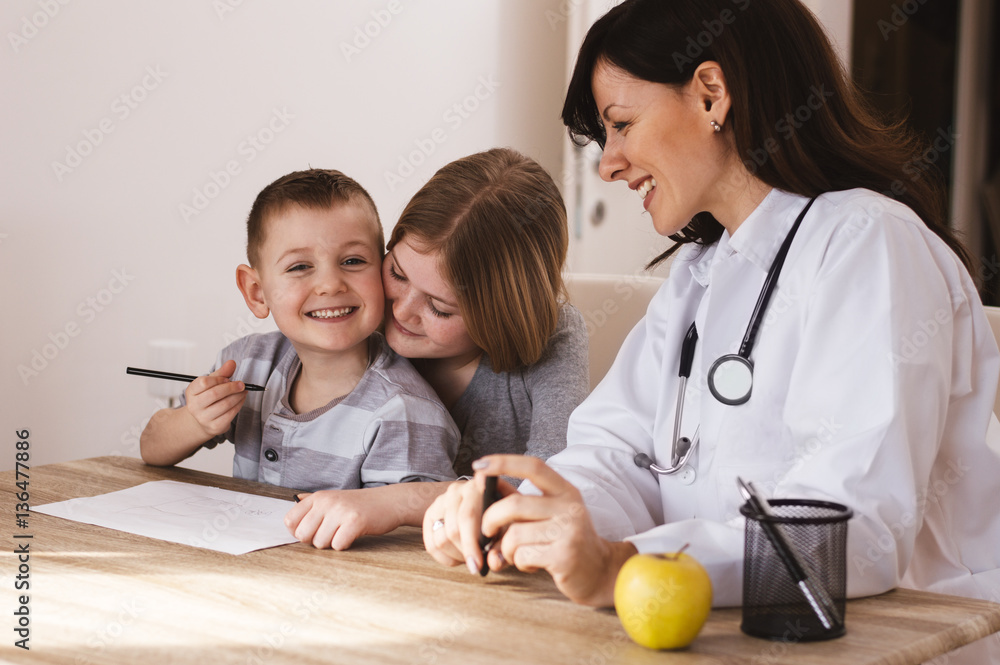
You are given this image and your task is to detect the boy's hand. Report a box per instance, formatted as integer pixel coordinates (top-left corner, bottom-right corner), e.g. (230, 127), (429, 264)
(183, 359), (248, 439)
(284, 489), (400, 550)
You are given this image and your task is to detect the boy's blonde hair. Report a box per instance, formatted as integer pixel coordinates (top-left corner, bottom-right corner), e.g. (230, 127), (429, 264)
(246, 169), (383, 267)
(387, 148), (568, 373)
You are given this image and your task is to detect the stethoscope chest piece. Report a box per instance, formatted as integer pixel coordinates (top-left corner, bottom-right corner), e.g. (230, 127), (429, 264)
(704, 196), (819, 409)
(636, 196), (819, 482)
(708, 354), (754, 405)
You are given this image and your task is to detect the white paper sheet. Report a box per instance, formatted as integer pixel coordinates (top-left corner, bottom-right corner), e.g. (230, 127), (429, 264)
(33, 480), (299, 555)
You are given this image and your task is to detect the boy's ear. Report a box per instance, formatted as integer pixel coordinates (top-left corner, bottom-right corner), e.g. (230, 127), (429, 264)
(236, 264), (270, 319)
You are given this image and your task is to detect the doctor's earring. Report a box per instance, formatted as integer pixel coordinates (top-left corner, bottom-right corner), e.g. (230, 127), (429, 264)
(710, 120), (723, 133)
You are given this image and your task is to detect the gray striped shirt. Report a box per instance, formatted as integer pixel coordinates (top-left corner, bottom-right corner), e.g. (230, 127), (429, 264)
(185, 331), (459, 491)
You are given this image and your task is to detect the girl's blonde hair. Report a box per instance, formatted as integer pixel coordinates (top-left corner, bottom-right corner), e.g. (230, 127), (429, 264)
(387, 148), (568, 373)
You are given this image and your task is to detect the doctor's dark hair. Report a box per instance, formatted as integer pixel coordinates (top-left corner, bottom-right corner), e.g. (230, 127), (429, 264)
(386, 148), (568, 373)
(246, 168), (383, 267)
(562, 0), (972, 272)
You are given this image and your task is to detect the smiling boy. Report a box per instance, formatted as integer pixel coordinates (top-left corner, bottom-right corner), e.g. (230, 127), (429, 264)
(140, 169), (459, 492)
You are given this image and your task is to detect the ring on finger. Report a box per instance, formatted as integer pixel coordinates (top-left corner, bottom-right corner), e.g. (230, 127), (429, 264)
(432, 518), (445, 532)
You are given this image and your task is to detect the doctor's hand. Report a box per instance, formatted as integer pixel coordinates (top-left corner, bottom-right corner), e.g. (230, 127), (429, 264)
(422, 454), (638, 607)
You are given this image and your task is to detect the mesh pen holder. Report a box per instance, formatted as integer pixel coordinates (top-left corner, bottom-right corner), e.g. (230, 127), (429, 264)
(740, 499), (852, 641)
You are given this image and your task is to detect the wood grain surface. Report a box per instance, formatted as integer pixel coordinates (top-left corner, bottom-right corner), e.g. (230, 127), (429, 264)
(1, 456), (998, 664)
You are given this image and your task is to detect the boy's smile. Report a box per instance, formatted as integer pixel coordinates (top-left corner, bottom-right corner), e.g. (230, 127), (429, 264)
(307, 307), (356, 319)
(238, 202), (384, 366)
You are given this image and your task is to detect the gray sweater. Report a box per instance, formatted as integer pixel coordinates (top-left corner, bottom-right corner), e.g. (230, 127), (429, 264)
(449, 304), (590, 482)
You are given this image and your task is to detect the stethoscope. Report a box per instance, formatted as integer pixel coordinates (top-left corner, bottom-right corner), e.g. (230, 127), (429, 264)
(635, 196), (818, 478)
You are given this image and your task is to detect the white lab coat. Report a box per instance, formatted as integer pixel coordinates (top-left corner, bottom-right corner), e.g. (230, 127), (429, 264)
(542, 188), (1000, 660)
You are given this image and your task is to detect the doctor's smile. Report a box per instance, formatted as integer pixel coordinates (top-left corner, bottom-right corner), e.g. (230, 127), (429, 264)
(634, 176), (657, 209)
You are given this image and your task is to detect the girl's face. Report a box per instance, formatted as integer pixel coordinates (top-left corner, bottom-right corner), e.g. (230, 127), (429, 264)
(381, 237), (481, 364)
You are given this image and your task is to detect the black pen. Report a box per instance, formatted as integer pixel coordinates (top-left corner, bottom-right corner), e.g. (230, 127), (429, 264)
(478, 475), (500, 576)
(126, 366), (265, 391)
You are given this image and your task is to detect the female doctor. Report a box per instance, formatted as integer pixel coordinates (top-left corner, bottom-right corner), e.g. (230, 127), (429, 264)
(424, 1), (1000, 658)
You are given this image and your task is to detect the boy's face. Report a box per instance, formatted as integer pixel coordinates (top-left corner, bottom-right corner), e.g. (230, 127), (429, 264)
(240, 202), (384, 360)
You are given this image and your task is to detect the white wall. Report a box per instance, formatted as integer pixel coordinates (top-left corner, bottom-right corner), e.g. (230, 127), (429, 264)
(1, 1), (568, 473)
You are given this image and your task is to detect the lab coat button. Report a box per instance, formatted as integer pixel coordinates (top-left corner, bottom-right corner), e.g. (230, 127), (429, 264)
(678, 467), (696, 485)
(264, 448), (278, 462)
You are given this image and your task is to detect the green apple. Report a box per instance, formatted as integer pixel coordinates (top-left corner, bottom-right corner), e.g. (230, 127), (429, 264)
(613, 549), (713, 650)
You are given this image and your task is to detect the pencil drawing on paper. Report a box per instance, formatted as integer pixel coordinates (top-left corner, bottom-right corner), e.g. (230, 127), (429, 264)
(117, 495), (253, 518)
(32, 480), (298, 554)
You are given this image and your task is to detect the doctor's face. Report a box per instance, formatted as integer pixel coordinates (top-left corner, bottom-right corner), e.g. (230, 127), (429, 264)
(591, 62), (731, 236)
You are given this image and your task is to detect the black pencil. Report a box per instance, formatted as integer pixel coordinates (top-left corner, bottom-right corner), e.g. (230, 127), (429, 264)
(126, 367), (266, 391)
(478, 475), (501, 576)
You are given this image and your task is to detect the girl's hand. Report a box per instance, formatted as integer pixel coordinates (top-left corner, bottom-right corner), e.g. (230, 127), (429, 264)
(288, 482), (449, 550)
(285, 489), (396, 550)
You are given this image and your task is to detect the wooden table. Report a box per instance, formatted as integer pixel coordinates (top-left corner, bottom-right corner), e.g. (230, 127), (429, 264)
(2, 457), (999, 665)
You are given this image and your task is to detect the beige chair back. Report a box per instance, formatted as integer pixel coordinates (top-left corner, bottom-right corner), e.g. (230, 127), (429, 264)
(564, 272), (665, 389)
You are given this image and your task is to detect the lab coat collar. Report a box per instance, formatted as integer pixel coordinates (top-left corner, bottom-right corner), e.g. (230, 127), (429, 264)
(727, 188), (811, 274)
(686, 242), (718, 287)
(685, 189), (812, 288)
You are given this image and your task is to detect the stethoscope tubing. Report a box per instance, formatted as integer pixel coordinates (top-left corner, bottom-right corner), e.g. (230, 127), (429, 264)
(638, 196), (820, 477)
(737, 196), (817, 359)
